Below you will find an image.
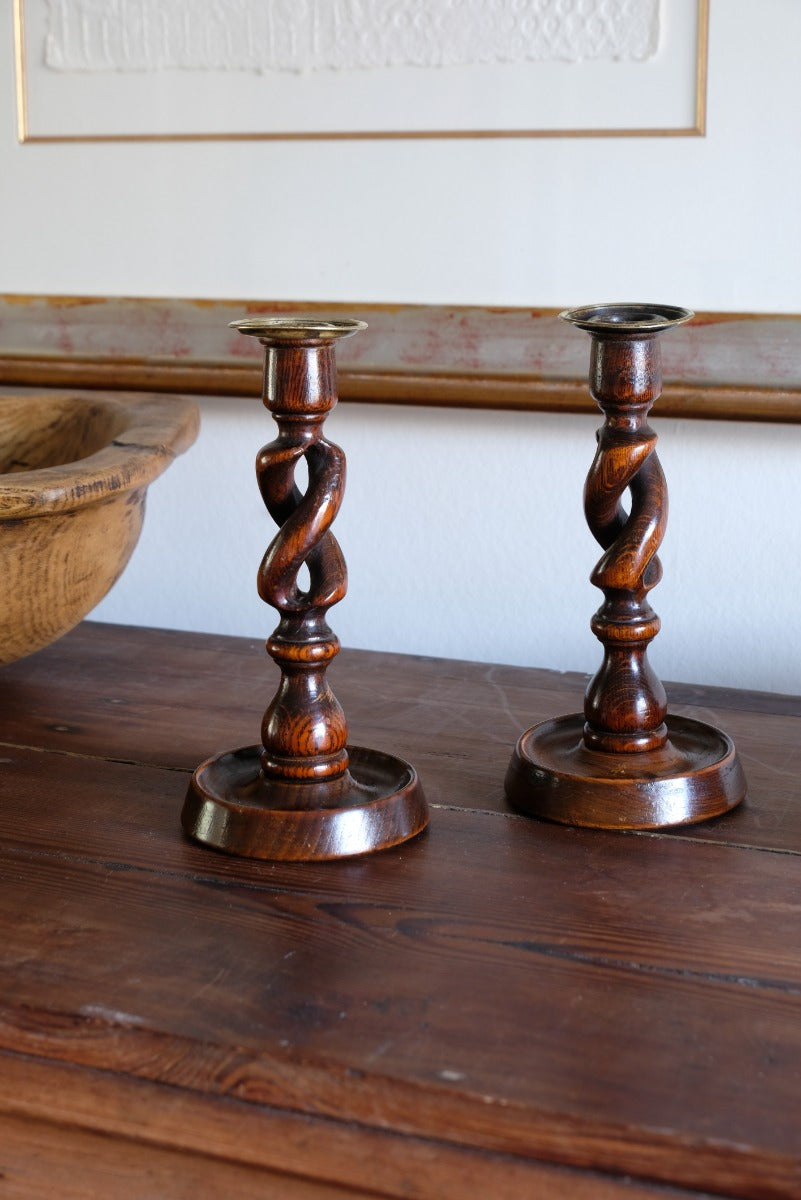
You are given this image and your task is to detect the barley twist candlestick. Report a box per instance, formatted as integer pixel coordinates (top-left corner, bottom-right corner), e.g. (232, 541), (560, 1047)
(505, 303), (746, 829)
(182, 317), (428, 859)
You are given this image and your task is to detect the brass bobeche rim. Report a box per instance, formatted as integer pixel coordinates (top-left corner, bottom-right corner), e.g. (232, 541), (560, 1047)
(230, 316), (368, 340)
(559, 303), (694, 334)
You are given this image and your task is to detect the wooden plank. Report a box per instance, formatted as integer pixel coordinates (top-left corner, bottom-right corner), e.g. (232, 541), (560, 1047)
(0, 1055), (719, 1200)
(9, 620), (801, 728)
(2, 297), (799, 389)
(3, 623), (801, 1197)
(1, 623), (801, 854)
(4, 620), (595, 781)
(5, 366), (801, 423)
(0, 1110), (375, 1200)
(2, 749), (800, 990)
(2, 296), (801, 421)
(1, 775), (801, 1196)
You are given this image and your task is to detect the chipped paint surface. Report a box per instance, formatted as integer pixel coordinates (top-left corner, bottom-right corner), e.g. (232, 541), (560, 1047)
(2, 295), (801, 392)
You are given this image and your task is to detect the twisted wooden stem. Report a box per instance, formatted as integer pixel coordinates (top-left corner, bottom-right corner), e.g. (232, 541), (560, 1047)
(183, 314), (428, 860)
(232, 318), (365, 784)
(505, 302), (745, 830)
(564, 305), (692, 754)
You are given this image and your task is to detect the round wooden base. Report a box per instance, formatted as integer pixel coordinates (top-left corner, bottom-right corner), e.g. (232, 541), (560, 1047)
(182, 744), (428, 860)
(505, 714), (745, 830)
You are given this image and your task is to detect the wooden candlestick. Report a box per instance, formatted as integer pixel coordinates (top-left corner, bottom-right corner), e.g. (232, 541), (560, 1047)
(182, 317), (428, 859)
(505, 303), (746, 829)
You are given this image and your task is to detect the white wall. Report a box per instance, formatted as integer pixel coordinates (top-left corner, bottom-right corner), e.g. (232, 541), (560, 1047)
(88, 398), (801, 695)
(5, 3), (801, 310)
(3, 2), (801, 692)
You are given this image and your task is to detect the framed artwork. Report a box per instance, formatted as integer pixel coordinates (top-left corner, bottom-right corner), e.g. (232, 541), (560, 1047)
(15, 0), (707, 142)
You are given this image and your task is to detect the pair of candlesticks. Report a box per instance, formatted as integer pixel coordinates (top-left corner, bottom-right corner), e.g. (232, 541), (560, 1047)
(181, 304), (745, 861)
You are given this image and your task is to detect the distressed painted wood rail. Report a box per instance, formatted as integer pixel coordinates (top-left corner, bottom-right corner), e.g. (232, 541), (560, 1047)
(2, 294), (801, 421)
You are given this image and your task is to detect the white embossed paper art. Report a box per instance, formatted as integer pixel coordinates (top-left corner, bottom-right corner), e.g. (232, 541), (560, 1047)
(16, 0), (706, 139)
(43, 1), (660, 73)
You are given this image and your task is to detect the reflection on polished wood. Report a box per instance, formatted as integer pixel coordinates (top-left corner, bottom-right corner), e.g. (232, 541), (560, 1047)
(1, 621), (800, 1197)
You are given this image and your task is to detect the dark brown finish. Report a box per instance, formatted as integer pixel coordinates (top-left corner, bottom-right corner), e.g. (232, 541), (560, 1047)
(1, 621), (801, 1198)
(182, 317), (428, 859)
(3, 294), (801, 422)
(0, 1062), (720, 1200)
(0, 621), (795, 850)
(506, 304), (746, 829)
(0, 1108), (374, 1200)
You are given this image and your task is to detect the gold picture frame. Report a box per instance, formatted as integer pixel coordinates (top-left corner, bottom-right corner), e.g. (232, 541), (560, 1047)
(15, 0), (708, 143)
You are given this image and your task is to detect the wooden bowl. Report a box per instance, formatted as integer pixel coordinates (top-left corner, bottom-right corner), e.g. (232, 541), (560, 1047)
(0, 390), (199, 664)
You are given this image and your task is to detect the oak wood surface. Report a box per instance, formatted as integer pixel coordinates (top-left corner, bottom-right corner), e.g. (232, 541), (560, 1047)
(1, 624), (798, 852)
(0, 1109), (373, 1200)
(3, 822), (799, 1197)
(1, 623), (800, 1197)
(0, 1056), (717, 1200)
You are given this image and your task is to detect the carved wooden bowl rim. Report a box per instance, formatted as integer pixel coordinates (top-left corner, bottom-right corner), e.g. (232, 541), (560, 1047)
(559, 302), (694, 334)
(0, 391), (199, 519)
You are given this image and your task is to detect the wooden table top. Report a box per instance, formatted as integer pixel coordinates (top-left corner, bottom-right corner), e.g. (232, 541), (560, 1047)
(1, 622), (799, 1199)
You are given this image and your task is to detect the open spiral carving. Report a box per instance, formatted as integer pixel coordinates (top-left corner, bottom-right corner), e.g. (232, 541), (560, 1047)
(582, 413), (670, 754)
(504, 302), (745, 832)
(584, 424), (666, 599)
(254, 421), (350, 782)
(559, 305), (696, 755)
(256, 431), (347, 619)
(182, 313), (430, 859)
(224, 319), (367, 786)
